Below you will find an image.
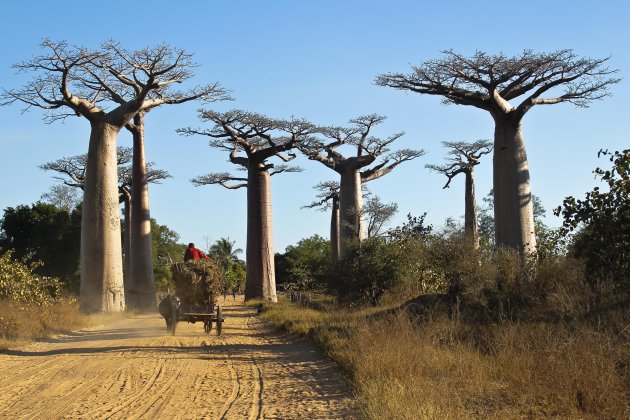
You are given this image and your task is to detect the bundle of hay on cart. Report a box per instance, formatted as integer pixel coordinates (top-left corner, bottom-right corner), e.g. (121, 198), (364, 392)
(158, 259), (226, 335)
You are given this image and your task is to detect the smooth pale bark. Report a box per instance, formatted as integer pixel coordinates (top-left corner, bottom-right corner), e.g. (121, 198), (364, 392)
(492, 117), (536, 255)
(330, 195), (340, 260)
(339, 167), (364, 257)
(127, 115), (156, 310)
(80, 123), (125, 312)
(464, 170), (479, 249)
(245, 164), (277, 302)
(121, 190), (131, 296)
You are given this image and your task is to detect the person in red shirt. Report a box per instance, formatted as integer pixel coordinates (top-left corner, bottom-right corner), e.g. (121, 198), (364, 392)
(183, 243), (209, 262)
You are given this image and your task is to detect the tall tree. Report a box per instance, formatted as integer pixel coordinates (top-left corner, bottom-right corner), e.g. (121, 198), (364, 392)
(107, 42), (228, 310)
(40, 148), (170, 300)
(304, 183), (397, 256)
(303, 181), (341, 259)
(426, 140), (493, 248)
(3, 40), (216, 312)
(179, 110), (315, 302)
(377, 49), (619, 255)
(41, 147), (133, 282)
(478, 188), (548, 247)
(300, 114), (423, 257)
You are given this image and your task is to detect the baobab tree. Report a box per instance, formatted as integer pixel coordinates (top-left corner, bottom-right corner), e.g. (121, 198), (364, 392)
(40, 148), (133, 282)
(39, 148), (170, 296)
(426, 140), (493, 248)
(3, 39), (224, 312)
(107, 42), (229, 310)
(178, 110), (315, 302)
(300, 114), (424, 257)
(304, 183), (397, 258)
(377, 49), (619, 255)
(303, 181), (340, 259)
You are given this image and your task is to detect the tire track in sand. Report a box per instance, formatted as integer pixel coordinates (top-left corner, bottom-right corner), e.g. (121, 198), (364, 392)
(0, 297), (356, 418)
(83, 363), (165, 418)
(218, 339), (243, 419)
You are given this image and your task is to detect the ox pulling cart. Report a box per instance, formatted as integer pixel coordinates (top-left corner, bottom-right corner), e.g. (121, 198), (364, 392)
(158, 261), (225, 336)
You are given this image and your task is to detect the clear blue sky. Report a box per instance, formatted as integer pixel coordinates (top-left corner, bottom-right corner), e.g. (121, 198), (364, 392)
(0, 1), (628, 253)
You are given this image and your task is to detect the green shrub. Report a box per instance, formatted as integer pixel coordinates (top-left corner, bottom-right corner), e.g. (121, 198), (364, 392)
(0, 250), (60, 305)
(276, 235), (331, 292)
(556, 149), (630, 296)
(329, 238), (410, 306)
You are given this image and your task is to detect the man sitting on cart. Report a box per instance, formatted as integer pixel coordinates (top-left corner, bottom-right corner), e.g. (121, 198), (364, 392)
(184, 243), (209, 262)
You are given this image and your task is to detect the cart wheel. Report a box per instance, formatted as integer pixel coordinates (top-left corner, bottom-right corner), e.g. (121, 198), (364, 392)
(204, 319), (212, 334)
(171, 299), (178, 336)
(216, 305), (223, 336)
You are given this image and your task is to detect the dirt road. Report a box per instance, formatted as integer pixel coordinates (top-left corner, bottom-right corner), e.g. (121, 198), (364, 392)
(0, 298), (356, 419)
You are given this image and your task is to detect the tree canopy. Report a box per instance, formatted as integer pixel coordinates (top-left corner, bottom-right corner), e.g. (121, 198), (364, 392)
(555, 149), (630, 292)
(376, 49), (620, 119)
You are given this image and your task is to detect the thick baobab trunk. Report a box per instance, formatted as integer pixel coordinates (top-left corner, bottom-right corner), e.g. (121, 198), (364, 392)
(80, 123), (125, 312)
(330, 195), (341, 260)
(245, 165), (277, 302)
(339, 167), (364, 257)
(128, 116), (156, 310)
(464, 170), (479, 249)
(121, 191), (131, 297)
(493, 118), (536, 255)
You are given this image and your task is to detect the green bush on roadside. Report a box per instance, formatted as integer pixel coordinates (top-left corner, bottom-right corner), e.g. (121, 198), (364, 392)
(0, 250), (61, 305)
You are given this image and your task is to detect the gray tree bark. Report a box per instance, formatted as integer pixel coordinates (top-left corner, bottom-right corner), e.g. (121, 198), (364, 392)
(245, 164), (277, 302)
(339, 165), (364, 257)
(493, 117), (536, 254)
(127, 114), (156, 310)
(464, 170), (479, 249)
(80, 123), (125, 312)
(330, 195), (340, 260)
(121, 189), (131, 298)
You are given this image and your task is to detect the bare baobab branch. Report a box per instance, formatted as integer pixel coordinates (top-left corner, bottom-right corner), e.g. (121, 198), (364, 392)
(3, 39), (224, 311)
(361, 148), (426, 182)
(40, 147), (170, 193)
(300, 115), (423, 256)
(377, 49), (620, 254)
(302, 181), (340, 211)
(181, 109), (315, 302)
(192, 172), (247, 189)
(426, 139), (493, 248)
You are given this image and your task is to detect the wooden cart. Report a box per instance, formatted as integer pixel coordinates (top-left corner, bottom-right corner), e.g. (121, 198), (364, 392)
(159, 295), (224, 336)
(159, 260), (226, 336)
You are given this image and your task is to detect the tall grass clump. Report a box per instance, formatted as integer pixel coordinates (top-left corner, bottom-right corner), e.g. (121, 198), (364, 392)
(263, 227), (630, 418)
(0, 251), (103, 349)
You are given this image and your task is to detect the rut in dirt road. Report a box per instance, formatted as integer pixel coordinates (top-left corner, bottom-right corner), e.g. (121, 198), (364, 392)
(0, 298), (357, 419)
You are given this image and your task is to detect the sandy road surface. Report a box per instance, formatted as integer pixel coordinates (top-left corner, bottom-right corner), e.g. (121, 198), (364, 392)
(0, 297), (356, 419)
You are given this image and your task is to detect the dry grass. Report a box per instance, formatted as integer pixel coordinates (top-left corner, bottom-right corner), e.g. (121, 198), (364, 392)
(256, 295), (630, 419)
(0, 298), (121, 350)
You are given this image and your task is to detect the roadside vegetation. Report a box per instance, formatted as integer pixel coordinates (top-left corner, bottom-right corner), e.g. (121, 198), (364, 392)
(0, 252), (119, 350)
(258, 293), (628, 418)
(0, 40), (628, 417)
(0, 198), (244, 350)
(259, 150), (630, 419)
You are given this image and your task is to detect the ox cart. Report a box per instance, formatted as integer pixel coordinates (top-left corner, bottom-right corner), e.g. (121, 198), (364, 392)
(159, 296), (223, 335)
(158, 261), (225, 336)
